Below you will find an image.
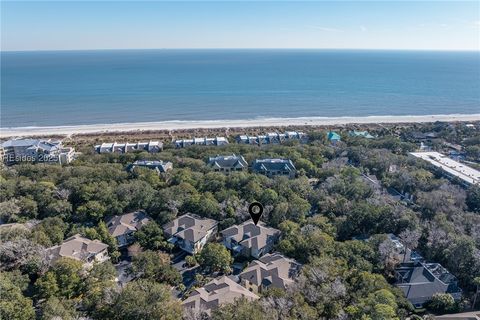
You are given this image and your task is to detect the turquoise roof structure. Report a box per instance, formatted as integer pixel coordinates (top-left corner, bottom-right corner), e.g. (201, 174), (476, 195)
(327, 131), (341, 141)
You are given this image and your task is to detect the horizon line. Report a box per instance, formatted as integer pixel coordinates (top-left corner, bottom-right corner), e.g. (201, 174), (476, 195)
(2, 47), (480, 53)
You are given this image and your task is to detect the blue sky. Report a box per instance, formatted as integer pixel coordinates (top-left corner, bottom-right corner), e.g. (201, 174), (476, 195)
(1, 1), (479, 51)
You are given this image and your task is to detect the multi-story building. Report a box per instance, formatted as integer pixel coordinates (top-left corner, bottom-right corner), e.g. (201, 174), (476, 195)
(251, 158), (296, 179)
(46, 234), (109, 268)
(1, 138), (75, 164)
(221, 221), (281, 259)
(239, 253), (301, 293)
(163, 214), (218, 254)
(207, 154), (248, 173)
(182, 276), (259, 315)
(94, 141), (162, 154)
(410, 152), (480, 187)
(237, 131), (307, 145)
(127, 160), (173, 174)
(106, 211), (151, 248)
(394, 261), (462, 308)
(174, 137), (229, 148)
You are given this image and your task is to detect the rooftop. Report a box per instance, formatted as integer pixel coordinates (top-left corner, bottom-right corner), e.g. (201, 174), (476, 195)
(251, 158), (296, 172)
(240, 252), (301, 290)
(163, 214), (218, 243)
(106, 210), (151, 238)
(395, 261), (461, 305)
(221, 220), (281, 252)
(1, 138), (62, 152)
(46, 234), (108, 264)
(410, 152), (480, 185)
(182, 275), (259, 315)
(327, 131), (341, 141)
(128, 160), (173, 173)
(207, 154), (248, 169)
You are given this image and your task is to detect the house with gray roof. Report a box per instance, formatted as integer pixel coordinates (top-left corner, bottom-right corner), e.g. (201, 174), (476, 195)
(1, 138), (75, 164)
(127, 160), (173, 174)
(394, 261), (462, 308)
(94, 141), (162, 154)
(220, 221), (281, 259)
(106, 211), (151, 247)
(182, 275), (259, 315)
(207, 154), (248, 173)
(239, 252), (301, 293)
(174, 137), (229, 148)
(46, 234), (109, 268)
(237, 131), (307, 145)
(251, 158), (296, 179)
(163, 214), (218, 254)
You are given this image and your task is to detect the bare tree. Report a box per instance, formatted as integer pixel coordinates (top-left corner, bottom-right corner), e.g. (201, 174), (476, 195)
(399, 229), (421, 262)
(379, 239), (400, 273)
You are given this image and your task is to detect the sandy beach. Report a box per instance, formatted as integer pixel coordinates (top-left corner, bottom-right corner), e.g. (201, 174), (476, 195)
(1, 114), (480, 138)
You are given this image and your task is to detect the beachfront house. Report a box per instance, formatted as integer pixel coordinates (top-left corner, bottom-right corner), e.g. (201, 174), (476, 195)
(127, 160), (173, 174)
(394, 261), (462, 308)
(285, 131), (308, 141)
(239, 252), (301, 294)
(106, 211), (151, 248)
(46, 234), (109, 268)
(251, 158), (296, 179)
(163, 214), (218, 254)
(174, 137), (229, 148)
(182, 276), (259, 315)
(207, 154), (248, 173)
(349, 130), (375, 139)
(237, 135), (259, 145)
(327, 131), (341, 145)
(220, 221), (281, 259)
(1, 138), (76, 164)
(94, 141), (162, 154)
(236, 131), (307, 145)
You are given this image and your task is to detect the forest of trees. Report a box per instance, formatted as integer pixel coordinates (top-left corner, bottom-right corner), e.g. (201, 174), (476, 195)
(1, 122), (479, 320)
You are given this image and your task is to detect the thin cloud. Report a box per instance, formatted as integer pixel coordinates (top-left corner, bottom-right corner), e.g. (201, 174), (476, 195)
(360, 25), (367, 32)
(310, 26), (343, 32)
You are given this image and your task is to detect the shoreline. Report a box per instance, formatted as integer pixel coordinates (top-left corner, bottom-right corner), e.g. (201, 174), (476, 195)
(1, 114), (480, 138)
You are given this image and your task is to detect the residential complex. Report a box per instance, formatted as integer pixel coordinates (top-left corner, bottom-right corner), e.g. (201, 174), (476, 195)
(251, 158), (296, 179)
(174, 137), (229, 148)
(46, 234), (109, 268)
(182, 275), (259, 315)
(94, 141), (162, 153)
(163, 214), (218, 254)
(239, 253), (301, 293)
(207, 154), (248, 173)
(221, 221), (281, 259)
(237, 131), (307, 145)
(410, 151), (480, 186)
(106, 211), (151, 247)
(1, 138), (75, 164)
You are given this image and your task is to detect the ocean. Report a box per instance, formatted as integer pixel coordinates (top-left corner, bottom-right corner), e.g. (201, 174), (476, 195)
(1, 49), (479, 128)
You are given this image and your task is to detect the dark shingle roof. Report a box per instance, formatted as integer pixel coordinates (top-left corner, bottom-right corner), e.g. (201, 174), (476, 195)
(208, 155), (248, 169)
(251, 159), (296, 173)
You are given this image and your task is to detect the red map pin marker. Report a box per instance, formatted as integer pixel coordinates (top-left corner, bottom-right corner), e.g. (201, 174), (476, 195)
(248, 202), (264, 225)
